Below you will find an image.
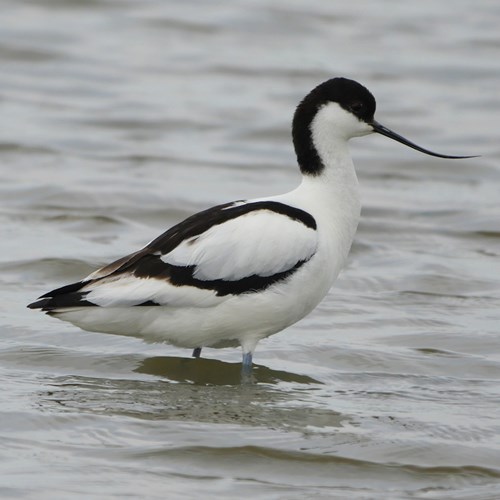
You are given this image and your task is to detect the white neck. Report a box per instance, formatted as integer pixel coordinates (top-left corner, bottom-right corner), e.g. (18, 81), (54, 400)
(282, 105), (363, 262)
(295, 139), (360, 240)
(301, 106), (361, 218)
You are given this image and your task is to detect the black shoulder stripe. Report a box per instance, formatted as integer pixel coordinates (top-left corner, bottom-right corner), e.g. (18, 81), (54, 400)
(249, 202), (317, 230)
(148, 200), (316, 255)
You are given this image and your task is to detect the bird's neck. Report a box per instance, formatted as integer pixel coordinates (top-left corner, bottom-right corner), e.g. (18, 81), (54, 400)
(290, 136), (361, 251)
(300, 133), (359, 202)
(291, 107), (361, 229)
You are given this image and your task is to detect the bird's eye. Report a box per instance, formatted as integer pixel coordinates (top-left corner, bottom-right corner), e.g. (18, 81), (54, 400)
(350, 102), (363, 113)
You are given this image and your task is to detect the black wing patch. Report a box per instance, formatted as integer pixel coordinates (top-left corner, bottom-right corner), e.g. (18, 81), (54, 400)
(146, 200), (316, 255)
(131, 254), (309, 298)
(27, 280), (93, 311)
(28, 200), (317, 310)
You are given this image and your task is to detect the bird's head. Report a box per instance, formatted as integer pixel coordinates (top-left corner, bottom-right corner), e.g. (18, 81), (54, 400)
(292, 77), (477, 175)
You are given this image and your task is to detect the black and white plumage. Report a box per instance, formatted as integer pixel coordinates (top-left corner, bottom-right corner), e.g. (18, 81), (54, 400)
(32, 201), (318, 309)
(28, 77), (474, 374)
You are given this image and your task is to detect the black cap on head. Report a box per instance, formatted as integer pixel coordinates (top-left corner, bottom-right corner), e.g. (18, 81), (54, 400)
(294, 78), (376, 128)
(292, 78), (377, 175)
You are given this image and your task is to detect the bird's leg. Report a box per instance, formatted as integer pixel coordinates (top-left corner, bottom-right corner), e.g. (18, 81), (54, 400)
(192, 347), (202, 358)
(240, 351), (254, 383)
(240, 339), (257, 383)
(242, 352), (253, 371)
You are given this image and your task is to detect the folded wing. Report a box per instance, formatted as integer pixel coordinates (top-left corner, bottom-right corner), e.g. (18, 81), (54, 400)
(29, 201), (318, 310)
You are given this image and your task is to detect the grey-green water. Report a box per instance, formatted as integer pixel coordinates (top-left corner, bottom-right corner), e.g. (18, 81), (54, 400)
(1, 1), (500, 498)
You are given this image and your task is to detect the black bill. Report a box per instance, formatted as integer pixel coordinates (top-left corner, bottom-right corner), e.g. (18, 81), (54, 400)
(371, 120), (478, 159)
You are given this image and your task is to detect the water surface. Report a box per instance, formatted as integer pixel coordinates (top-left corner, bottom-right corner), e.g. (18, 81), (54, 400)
(1, 1), (500, 498)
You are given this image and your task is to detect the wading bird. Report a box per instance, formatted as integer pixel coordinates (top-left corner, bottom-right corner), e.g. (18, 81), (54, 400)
(28, 78), (475, 376)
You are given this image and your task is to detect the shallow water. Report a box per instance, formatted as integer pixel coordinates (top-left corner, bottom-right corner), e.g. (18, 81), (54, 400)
(1, 0), (500, 498)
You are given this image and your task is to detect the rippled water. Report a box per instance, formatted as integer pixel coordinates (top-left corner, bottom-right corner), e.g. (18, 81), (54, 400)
(1, 0), (500, 498)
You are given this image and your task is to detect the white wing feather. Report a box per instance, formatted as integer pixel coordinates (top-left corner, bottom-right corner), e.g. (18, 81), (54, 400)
(83, 209), (317, 308)
(84, 275), (222, 308)
(162, 210), (317, 280)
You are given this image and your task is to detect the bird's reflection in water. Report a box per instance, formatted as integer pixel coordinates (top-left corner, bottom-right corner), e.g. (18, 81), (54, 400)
(38, 357), (338, 431)
(135, 356), (320, 386)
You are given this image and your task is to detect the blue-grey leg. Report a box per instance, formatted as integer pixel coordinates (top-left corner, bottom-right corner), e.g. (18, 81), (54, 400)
(241, 352), (253, 375)
(240, 352), (255, 384)
(240, 340), (258, 383)
(192, 347), (202, 358)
